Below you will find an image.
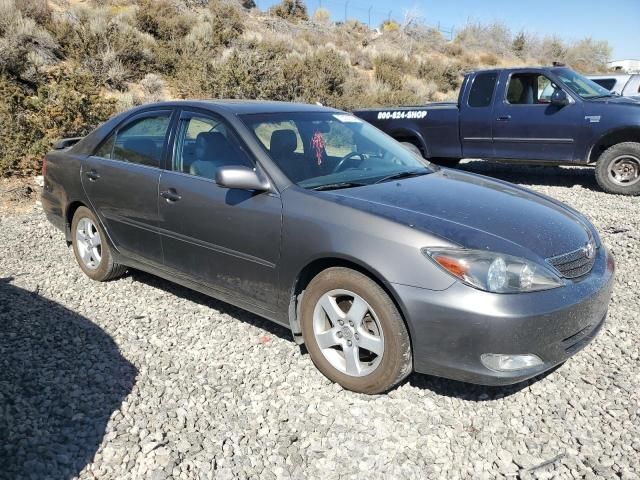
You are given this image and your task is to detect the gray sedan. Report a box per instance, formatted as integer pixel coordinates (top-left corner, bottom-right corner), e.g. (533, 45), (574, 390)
(42, 101), (615, 394)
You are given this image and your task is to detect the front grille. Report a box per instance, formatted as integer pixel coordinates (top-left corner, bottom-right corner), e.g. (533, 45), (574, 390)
(546, 241), (596, 279)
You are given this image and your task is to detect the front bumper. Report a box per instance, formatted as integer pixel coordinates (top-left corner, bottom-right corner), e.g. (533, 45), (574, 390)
(392, 245), (615, 385)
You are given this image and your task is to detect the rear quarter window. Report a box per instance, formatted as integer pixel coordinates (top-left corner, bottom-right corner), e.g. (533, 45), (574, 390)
(468, 73), (498, 108)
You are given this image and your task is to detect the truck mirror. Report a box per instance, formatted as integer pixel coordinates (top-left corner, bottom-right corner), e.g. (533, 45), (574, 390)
(550, 89), (571, 106)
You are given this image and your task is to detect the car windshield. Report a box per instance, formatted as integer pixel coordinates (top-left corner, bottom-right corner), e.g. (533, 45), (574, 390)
(240, 112), (433, 190)
(555, 68), (613, 99)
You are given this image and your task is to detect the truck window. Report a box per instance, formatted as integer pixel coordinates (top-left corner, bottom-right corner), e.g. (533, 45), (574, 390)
(506, 74), (556, 105)
(468, 72), (498, 108)
(591, 78), (617, 91)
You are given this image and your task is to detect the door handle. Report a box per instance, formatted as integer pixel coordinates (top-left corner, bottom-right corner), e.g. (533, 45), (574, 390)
(160, 189), (182, 202)
(497, 115), (512, 121)
(85, 170), (100, 181)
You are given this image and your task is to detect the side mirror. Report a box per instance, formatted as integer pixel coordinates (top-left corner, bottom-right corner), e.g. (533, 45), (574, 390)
(215, 166), (270, 191)
(550, 89), (571, 106)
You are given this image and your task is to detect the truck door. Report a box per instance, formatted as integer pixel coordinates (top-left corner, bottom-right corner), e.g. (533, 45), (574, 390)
(460, 71), (499, 159)
(492, 71), (583, 162)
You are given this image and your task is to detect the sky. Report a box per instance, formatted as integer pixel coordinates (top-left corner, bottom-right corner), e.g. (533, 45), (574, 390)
(257, 0), (639, 60)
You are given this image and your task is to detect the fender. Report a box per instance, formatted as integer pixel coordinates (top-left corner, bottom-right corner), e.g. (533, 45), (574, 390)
(586, 125), (640, 163)
(286, 251), (415, 343)
(387, 127), (432, 159)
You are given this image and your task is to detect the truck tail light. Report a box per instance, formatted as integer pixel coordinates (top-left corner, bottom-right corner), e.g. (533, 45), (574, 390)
(42, 157), (47, 177)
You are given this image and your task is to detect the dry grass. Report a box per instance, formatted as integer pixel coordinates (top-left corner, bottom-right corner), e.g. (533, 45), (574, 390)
(0, 0), (614, 176)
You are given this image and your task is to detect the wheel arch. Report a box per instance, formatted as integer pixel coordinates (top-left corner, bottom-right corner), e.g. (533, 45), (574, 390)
(388, 128), (431, 159)
(588, 127), (640, 163)
(65, 200), (88, 243)
(287, 256), (414, 349)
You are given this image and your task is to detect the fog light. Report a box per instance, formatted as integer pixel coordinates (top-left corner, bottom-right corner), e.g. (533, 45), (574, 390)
(481, 353), (543, 372)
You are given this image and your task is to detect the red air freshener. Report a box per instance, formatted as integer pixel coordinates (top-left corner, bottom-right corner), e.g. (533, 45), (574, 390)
(311, 131), (326, 166)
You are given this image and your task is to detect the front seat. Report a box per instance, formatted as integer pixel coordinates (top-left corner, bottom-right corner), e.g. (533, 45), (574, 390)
(190, 132), (232, 179)
(269, 129), (306, 181)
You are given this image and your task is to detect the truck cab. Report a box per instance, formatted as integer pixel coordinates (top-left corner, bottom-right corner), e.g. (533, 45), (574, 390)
(353, 66), (640, 195)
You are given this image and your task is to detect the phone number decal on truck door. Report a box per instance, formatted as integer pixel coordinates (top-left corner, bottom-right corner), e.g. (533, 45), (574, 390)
(377, 111), (428, 120)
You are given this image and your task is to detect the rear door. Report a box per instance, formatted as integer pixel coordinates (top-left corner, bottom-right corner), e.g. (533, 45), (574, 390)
(81, 110), (173, 267)
(460, 71), (499, 158)
(492, 71), (583, 161)
(157, 109), (283, 310)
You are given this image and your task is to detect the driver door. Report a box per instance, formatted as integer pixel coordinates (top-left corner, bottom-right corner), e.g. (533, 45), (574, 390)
(157, 110), (283, 311)
(492, 72), (583, 162)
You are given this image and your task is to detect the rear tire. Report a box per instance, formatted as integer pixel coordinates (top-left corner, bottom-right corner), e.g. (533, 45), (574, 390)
(71, 206), (127, 281)
(300, 267), (412, 394)
(595, 142), (640, 195)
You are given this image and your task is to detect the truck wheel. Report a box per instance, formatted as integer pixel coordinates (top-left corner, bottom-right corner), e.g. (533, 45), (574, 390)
(71, 206), (127, 281)
(595, 142), (640, 195)
(300, 267), (412, 394)
(430, 157), (461, 168)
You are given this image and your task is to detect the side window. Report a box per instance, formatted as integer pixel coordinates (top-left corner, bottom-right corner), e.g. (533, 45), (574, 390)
(507, 74), (556, 105)
(592, 78), (616, 91)
(253, 121), (305, 154)
(94, 134), (115, 159)
(174, 114), (253, 179)
(468, 72), (498, 108)
(112, 113), (171, 168)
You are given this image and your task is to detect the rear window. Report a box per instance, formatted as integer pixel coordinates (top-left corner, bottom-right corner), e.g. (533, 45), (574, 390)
(468, 72), (498, 108)
(591, 78), (617, 91)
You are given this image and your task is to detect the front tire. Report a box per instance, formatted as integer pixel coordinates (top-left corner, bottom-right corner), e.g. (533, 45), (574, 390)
(595, 142), (640, 195)
(300, 267), (412, 394)
(71, 206), (127, 281)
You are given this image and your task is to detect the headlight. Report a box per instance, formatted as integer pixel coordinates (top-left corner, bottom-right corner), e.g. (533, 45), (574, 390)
(422, 247), (563, 293)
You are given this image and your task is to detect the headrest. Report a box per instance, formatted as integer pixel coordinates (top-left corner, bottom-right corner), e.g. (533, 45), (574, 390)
(196, 131), (228, 151)
(269, 129), (298, 157)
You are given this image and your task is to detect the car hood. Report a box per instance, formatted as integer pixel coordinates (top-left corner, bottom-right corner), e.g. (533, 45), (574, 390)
(587, 95), (640, 106)
(328, 169), (592, 260)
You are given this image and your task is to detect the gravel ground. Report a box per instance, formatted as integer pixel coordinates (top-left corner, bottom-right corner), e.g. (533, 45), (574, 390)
(0, 162), (639, 480)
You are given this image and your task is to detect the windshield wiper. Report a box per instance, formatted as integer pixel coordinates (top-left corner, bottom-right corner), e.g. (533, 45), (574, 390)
(310, 182), (367, 191)
(374, 169), (428, 184)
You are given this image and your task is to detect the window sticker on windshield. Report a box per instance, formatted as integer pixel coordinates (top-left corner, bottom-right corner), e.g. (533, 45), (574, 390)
(333, 114), (362, 123)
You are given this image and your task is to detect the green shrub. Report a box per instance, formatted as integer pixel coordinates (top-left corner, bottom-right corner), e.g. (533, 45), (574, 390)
(206, 41), (291, 99)
(287, 48), (350, 104)
(417, 57), (463, 91)
(135, 0), (191, 41)
(15, 0), (51, 25)
(0, 69), (116, 177)
(0, 0), (57, 83)
(373, 54), (408, 90)
(209, 0), (245, 47)
(269, 0), (308, 22)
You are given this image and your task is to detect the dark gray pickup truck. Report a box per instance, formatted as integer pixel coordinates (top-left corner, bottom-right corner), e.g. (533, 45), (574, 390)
(353, 66), (640, 195)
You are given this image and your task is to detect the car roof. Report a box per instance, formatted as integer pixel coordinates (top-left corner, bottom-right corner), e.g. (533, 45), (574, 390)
(465, 66), (571, 75)
(134, 99), (342, 115)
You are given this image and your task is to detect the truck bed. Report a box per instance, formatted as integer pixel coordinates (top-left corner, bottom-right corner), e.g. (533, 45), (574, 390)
(352, 103), (461, 159)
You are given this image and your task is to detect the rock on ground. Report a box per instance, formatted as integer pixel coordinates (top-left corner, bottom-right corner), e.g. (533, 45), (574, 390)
(0, 162), (638, 479)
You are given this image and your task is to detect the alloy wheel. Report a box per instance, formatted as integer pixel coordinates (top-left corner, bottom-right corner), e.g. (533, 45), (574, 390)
(75, 217), (102, 270)
(312, 289), (385, 377)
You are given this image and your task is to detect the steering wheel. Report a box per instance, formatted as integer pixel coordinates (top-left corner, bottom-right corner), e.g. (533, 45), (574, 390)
(333, 152), (366, 173)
